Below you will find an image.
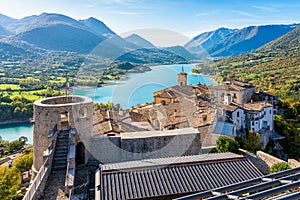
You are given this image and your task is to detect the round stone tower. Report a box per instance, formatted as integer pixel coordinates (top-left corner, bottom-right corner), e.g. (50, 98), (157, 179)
(32, 95), (93, 171)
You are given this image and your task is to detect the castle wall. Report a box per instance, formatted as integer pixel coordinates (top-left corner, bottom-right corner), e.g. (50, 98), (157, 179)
(84, 128), (201, 163)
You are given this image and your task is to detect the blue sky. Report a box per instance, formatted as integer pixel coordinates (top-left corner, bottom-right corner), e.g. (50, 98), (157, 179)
(0, 0), (300, 38)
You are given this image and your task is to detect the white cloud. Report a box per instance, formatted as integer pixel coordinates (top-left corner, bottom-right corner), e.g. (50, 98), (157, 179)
(109, 10), (144, 15)
(105, 0), (140, 6)
(231, 10), (264, 19)
(195, 10), (219, 18)
(252, 5), (273, 11)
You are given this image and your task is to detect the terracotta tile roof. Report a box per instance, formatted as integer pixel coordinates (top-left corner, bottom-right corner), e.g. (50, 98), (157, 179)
(156, 90), (180, 98)
(225, 104), (239, 112)
(155, 85), (195, 98)
(262, 91), (277, 97)
(242, 102), (273, 111)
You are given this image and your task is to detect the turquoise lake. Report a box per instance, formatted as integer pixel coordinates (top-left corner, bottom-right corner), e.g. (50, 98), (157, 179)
(0, 64), (214, 143)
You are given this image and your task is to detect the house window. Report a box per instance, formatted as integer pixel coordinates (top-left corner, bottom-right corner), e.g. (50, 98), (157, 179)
(237, 111), (239, 118)
(270, 110), (271, 114)
(233, 93), (237, 98)
(252, 121), (254, 126)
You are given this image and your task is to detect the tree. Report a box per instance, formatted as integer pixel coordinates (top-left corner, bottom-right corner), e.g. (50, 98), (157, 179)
(18, 136), (28, 146)
(216, 136), (239, 153)
(243, 131), (262, 154)
(12, 150), (33, 173)
(270, 162), (291, 174)
(0, 166), (22, 200)
(7, 140), (23, 153)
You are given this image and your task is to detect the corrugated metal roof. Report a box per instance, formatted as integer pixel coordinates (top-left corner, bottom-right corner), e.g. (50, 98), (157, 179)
(98, 153), (262, 200)
(176, 167), (300, 200)
(101, 152), (242, 171)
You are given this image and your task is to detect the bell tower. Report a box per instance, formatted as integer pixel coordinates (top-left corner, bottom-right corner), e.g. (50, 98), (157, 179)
(178, 66), (187, 86)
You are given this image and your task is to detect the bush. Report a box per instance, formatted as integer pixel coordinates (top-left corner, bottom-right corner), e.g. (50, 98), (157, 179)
(0, 166), (22, 200)
(216, 136), (239, 153)
(270, 162), (291, 174)
(12, 150), (33, 173)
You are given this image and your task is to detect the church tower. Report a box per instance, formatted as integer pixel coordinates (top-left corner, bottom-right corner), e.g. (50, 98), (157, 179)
(178, 66), (187, 86)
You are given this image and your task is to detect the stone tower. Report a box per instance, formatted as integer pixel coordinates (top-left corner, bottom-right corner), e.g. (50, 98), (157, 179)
(32, 96), (93, 171)
(178, 67), (187, 86)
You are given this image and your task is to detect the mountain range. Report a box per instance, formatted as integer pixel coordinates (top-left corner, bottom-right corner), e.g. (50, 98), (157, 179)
(203, 25), (300, 100)
(124, 34), (156, 49)
(0, 12), (299, 61)
(185, 24), (299, 58)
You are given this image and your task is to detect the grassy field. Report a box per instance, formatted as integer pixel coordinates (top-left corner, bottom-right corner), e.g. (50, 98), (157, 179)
(0, 84), (21, 90)
(1, 90), (46, 102)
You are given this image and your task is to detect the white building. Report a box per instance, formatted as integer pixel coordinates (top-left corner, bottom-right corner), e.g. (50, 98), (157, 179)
(243, 102), (274, 132)
(224, 101), (274, 133)
(210, 79), (275, 135)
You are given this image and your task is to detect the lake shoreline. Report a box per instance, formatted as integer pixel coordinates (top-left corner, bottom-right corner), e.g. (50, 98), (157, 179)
(0, 63), (214, 142)
(0, 119), (30, 126)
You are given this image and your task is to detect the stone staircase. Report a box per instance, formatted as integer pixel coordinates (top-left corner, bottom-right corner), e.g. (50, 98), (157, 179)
(52, 130), (69, 170)
(41, 130), (70, 199)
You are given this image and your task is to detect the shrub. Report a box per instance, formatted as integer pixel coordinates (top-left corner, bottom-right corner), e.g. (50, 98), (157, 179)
(216, 136), (239, 153)
(12, 150), (33, 173)
(270, 162), (291, 174)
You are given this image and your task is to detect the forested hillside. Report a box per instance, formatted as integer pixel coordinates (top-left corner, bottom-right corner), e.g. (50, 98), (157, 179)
(195, 26), (300, 101)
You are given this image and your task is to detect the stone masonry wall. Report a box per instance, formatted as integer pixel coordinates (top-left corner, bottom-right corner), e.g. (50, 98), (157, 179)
(85, 129), (201, 164)
(240, 149), (270, 174)
(240, 149), (287, 174)
(33, 96), (93, 171)
(256, 151), (286, 168)
(288, 159), (300, 168)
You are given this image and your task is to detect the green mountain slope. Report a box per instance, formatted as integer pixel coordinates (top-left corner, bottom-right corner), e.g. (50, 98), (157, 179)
(15, 24), (105, 54)
(208, 24), (298, 57)
(259, 25), (300, 51)
(198, 26), (300, 100)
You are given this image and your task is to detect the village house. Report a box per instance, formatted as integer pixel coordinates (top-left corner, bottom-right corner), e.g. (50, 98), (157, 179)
(209, 78), (256, 105)
(210, 79), (276, 136)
